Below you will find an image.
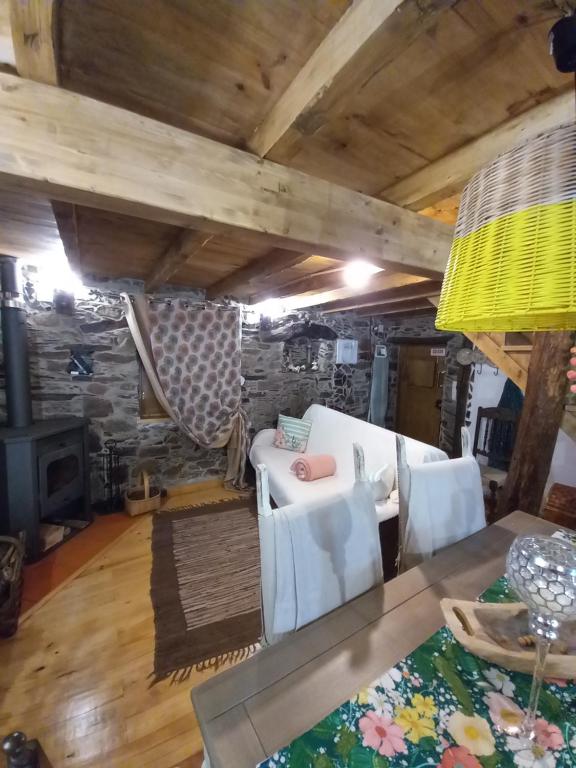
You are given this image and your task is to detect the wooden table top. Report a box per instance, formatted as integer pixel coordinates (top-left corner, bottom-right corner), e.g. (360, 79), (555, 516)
(192, 511), (560, 768)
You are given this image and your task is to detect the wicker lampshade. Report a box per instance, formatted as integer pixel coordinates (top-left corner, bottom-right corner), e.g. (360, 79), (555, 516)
(436, 122), (576, 332)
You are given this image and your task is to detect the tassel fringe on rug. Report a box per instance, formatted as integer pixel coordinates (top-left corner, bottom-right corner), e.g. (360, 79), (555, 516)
(150, 497), (261, 683)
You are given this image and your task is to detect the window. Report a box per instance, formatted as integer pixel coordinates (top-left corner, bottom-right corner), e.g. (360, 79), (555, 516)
(138, 359), (168, 420)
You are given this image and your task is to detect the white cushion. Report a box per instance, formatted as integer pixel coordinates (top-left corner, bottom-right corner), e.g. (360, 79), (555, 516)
(368, 464), (395, 502)
(250, 434), (350, 508)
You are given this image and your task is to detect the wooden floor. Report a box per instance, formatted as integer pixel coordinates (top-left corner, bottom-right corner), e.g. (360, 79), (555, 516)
(0, 485), (244, 768)
(22, 513), (138, 613)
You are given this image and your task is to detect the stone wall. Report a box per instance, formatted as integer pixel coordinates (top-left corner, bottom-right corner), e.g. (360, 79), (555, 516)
(0, 272), (375, 502)
(366, 312), (466, 456)
(241, 310), (373, 435)
(0, 268), (465, 504)
(242, 309), (466, 456)
(0, 273), (228, 503)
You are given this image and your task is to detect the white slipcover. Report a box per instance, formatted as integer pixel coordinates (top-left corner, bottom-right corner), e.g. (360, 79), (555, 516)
(270, 482), (383, 634)
(249, 404), (447, 522)
(397, 428), (486, 570)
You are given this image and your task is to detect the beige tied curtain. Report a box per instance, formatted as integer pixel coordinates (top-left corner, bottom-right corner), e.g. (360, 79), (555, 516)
(122, 294), (248, 488)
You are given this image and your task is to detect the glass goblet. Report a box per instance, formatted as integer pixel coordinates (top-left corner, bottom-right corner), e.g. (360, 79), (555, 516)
(506, 534), (576, 738)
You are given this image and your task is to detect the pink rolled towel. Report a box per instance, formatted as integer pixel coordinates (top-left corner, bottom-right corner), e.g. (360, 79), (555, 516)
(290, 454), (336, 482)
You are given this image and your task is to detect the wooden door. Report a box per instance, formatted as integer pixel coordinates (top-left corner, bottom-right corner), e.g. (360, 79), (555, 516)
(396, 344), (443, 446)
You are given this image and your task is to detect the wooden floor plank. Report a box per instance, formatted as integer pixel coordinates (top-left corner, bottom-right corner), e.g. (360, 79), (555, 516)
(0, 489), (244, 767)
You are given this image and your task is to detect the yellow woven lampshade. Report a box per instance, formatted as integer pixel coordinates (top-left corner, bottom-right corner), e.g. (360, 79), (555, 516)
(436, 122), (576, 332)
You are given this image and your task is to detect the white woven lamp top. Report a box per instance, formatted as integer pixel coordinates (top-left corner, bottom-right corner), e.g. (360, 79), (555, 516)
(436, 121), (576, 332)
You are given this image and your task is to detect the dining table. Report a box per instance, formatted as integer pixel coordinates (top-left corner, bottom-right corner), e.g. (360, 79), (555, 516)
(191, 511), (565, 768)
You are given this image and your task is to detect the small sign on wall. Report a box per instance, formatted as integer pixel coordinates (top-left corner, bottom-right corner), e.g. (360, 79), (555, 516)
(430, 347), (447, 357)
(336, 338), (358, 364)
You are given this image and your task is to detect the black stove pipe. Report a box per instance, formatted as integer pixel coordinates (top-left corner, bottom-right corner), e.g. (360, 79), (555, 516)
(0, 256), (33, 428)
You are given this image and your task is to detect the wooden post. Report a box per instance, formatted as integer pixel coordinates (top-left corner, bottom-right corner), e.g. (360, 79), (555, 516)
(452, 337), (472, 458)
(497, 331), (572, 519)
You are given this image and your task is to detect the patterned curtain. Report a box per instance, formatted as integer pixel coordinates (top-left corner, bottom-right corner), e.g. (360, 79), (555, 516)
(123, 295), (248, 488)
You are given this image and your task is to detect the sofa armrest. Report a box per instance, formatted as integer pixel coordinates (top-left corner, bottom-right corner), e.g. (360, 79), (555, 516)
(251, 428), (276, 450)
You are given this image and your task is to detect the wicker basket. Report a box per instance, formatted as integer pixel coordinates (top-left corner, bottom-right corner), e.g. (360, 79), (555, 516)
(0, 534), (25, 638)
(125, 471), (162, 516)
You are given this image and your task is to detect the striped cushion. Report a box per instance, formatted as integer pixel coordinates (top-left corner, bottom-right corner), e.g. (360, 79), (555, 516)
(273, 414), (312, 453)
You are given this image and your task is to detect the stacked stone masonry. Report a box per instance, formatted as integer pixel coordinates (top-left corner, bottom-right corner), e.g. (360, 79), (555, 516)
(0, 269), (463, 502)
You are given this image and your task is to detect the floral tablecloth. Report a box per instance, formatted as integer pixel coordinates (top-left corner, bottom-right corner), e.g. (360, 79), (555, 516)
(258, 577), (576, 768)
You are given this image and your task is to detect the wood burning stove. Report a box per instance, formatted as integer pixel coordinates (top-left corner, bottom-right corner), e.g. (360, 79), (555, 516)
(0, 256), (91, 560)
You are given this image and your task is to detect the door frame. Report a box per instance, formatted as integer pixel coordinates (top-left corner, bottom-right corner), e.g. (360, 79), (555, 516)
(395, 340), (448, 447)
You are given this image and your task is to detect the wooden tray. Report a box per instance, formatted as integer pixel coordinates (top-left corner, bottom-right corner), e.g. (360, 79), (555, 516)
(441, 598), (576, 677)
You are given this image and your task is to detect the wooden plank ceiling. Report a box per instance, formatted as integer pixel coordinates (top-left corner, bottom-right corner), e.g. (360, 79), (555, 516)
(0, 189), (64, 260)
(0, 0), (573, 313)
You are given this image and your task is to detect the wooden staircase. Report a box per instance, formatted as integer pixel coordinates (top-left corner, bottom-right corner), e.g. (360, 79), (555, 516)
(467, 331), (576, 442)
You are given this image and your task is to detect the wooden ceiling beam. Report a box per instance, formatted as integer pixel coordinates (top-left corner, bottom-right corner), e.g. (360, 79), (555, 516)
(206, 249), (310, 300)
(146, 229), (214, 291)
(8, 0), (83, 276)
(9, 0), (59, 85)
(382, 90), (575, 211)
(248, 0), (457, 158)
(322, 279), (443, 313)
(254, 272), (427, 308)
(250, 267), (346, 304)
(0, 72), (452, 277)
(356, 298), (437, 316)
(249, 0), (403, 157)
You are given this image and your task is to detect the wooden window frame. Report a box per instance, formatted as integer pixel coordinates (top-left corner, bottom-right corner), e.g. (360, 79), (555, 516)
(138, 357), (169, 422)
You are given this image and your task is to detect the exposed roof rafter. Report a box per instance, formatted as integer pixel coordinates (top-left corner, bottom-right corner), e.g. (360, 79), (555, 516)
(252, 272), (427, 309)
(248, 0), (458, 158)
(9, 0), (59, 85)
(321, 279), (443, 313)
(206, 249), (311, 300)
(356, 297), (437, 316)
(382, 90), (575, 211)
(146, 230), (214, 291)
(0, 72), (453, 278)
(51, 199), (81, 271)
(249, 267), (347, 304)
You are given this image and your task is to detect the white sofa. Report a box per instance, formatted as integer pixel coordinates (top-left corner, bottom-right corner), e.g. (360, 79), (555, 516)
(249, 404), (448, 523)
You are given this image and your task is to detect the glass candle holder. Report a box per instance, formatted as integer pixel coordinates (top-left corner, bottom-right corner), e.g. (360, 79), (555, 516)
(506, 534), (576, 738)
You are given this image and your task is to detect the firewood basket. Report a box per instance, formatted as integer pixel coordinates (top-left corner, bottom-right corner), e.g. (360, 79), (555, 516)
(0, 533), (25, 638)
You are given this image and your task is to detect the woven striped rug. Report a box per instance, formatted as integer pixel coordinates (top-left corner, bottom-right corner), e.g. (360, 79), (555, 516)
(150, 497), (261, 683)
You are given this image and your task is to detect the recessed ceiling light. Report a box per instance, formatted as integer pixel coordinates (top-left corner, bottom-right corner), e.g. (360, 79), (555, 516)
(342, 260), (383, 290)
